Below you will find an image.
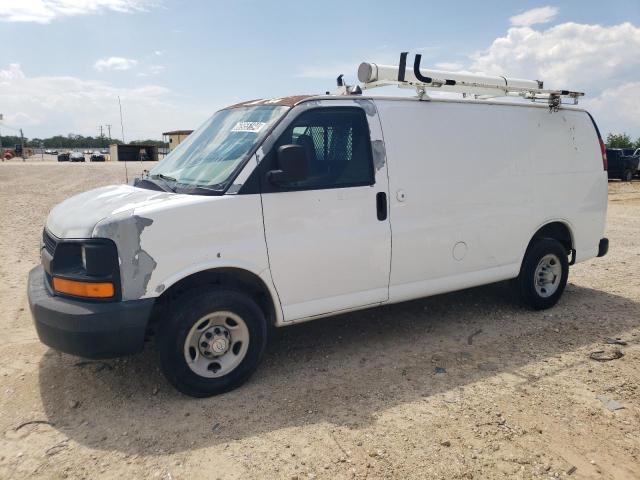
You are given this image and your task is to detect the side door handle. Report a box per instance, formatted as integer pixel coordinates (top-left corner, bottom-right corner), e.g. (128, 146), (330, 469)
(376, 192), (387, 221)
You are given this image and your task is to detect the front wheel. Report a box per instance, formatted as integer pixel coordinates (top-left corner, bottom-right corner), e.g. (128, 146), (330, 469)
(621, 170), (634, 182)
(515, 238), (569, 310)
(157, 288), (267, 397)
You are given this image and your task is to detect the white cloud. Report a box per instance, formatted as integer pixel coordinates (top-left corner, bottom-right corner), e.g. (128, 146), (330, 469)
(0, 63), (211, 139)
(0, 63), (26, 81)
(585, 82), (640, 137)
(94, 57), (138, 71)
(136, 64), (165, 77)
(0, 0), (156, 24)
(510, 6), (558, 27)
(470, 20), (640, 136)
(471, 22), (640, 91)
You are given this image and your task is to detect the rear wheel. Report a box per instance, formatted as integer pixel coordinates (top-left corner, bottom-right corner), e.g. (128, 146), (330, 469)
(157, 288), (267, 397)
(515, 238), (569, 310)
(622, 170), (634, 182)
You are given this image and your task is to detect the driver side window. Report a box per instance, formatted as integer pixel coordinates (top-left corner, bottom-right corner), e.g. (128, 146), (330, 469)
(273, 107), (375, 190)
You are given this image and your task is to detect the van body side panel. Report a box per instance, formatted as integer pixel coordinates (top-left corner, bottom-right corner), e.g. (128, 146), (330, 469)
(377, 100), (530, 301)
(503, 108), (607, 263)
(375, 99), (606, 302)
(102, 193), (277, 312)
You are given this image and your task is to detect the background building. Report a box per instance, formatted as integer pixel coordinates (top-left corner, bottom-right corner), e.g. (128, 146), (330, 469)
(163, 130), (193, 152)
(109, 144), (158, 162)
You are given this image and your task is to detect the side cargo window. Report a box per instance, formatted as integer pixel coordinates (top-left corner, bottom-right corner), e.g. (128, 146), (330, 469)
(272, 107), (375, 190)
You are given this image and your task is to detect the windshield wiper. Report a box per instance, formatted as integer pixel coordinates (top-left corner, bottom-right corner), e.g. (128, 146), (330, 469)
(182, 183), (227, 195)
(134, 177), (173, 193)
(190, 185), (224, 192)
(151, 173), (177, 182)
(149, 173), (177, 192)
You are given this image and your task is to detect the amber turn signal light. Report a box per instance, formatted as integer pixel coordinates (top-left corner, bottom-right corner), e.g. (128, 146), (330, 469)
(53, 277), (115, 298)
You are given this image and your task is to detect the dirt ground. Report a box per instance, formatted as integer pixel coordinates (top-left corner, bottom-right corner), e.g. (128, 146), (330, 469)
(0, 158), (638, 479)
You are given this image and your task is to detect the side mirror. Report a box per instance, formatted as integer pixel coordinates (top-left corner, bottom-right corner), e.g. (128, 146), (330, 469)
(267, 144), (309, 184)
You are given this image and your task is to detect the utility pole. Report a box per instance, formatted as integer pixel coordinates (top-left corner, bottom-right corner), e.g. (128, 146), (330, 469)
(0, 113), (3, 161)
(99, 125), (104, 148)
(118, 96), (125, 143)
(118, 96), (129, 183)
(20, 128), (25, 162)
(105, 124), (112, 141)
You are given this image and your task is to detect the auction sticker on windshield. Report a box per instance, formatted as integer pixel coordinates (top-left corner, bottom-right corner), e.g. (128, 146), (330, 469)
(231, 121), (267, 133)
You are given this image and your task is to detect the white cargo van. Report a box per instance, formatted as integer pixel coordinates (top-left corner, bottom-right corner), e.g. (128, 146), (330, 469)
(28, 55), (609, 396)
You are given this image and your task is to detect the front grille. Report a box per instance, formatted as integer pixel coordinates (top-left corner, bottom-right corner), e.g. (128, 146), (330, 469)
(42, 229), (57, 256)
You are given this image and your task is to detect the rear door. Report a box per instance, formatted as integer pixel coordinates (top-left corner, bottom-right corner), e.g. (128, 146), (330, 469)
(260, 102), (391, 321)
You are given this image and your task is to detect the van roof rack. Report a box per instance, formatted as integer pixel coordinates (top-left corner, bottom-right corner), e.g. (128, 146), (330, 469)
(355, 52), (584, 109)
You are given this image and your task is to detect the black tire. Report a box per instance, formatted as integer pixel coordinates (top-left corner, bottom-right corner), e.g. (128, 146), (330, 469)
(515, 238), (569, 310)
(157, 288), (267, 397)
(621, 170), (633, 182)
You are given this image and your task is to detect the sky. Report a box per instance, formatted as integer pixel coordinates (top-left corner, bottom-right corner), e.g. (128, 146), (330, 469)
(1, 0), (639, 140)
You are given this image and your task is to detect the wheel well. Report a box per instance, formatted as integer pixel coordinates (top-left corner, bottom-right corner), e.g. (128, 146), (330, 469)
(530, 222), (573, 253)
(148, 268), (276, 332)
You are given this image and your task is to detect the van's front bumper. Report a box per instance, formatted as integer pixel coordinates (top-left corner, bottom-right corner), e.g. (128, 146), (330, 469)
(28, 266), (154, 359)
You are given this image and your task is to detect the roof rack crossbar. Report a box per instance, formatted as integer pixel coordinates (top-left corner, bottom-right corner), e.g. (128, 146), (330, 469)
(356, 53), (584, 106)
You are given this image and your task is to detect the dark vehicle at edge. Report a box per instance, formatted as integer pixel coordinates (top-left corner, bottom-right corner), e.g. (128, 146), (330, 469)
(90, 151), (106, 162)
(606, 148), (639, 182)
(57, 152), (70, 162)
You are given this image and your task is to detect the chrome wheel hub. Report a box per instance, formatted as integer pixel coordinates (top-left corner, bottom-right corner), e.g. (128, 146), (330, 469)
(199, 326), (231, 357)
(183, 311), (250, 378)
(534, 254), (562, 298)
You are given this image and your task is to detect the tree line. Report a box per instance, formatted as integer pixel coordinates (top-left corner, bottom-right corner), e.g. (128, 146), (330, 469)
(605, 133), (640, 150)
(0, 134), (167, 149)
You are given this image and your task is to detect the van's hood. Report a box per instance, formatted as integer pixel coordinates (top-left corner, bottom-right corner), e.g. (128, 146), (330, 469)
(46, 185), (176, 238)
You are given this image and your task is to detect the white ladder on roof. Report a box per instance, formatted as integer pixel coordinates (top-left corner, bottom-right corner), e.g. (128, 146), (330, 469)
(355, 52), (584, 110)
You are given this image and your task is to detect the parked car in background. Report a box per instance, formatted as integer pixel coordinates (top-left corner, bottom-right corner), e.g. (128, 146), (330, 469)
(622, 149), (640, 174)
(100, 149), (109, 155)
(69, 151), (85, 162)
(57, 152), (70, 162)
(83, 150), (92, 155)
(90, 151), (105, 162)
(606, 148), (639, 181)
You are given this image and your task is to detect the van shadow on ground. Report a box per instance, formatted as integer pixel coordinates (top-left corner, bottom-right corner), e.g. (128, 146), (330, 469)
(38, 281), (639, 455)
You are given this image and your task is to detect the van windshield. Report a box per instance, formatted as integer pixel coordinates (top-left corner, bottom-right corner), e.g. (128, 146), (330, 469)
(148, 105), (288, 193)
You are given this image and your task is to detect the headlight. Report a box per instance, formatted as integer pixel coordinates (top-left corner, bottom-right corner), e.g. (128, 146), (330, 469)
(50, 239), (120, 300)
